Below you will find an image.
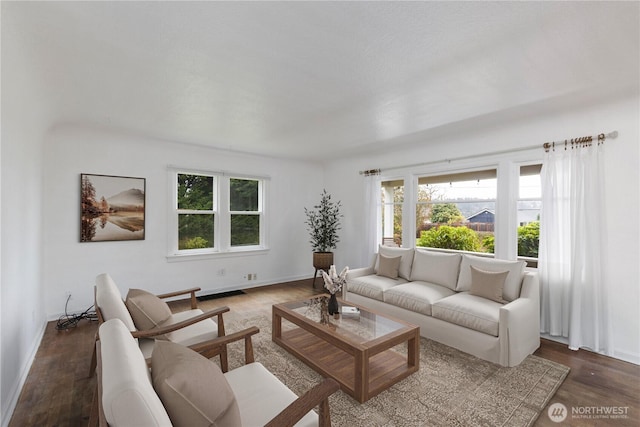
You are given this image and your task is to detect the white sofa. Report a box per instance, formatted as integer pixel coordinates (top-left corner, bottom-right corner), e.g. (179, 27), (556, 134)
(94, 318), (339, 427)
(345, 246), (540, 367)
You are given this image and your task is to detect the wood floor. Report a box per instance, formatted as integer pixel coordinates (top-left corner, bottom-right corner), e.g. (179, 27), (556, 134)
(8, 279), (639, 426)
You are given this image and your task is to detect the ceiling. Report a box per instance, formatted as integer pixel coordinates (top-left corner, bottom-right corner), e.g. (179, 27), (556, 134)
(3, 1), (639, 161)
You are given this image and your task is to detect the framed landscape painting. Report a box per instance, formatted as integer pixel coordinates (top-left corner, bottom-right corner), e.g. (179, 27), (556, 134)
(80, 174), (146, 242)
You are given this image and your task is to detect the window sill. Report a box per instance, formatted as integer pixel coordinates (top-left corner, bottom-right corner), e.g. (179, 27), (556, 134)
(166, 247), (269, 262)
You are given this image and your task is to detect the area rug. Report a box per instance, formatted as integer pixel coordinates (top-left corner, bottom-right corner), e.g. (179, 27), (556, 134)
(223, 315), (569, 427)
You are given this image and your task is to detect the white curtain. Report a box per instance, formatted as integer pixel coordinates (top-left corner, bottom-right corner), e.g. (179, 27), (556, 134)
(539, 142), (613, 355)
(362, 173), (381, 267)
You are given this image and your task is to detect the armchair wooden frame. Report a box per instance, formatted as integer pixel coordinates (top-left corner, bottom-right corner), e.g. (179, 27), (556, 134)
(90, 286), (234, 375)
(90, 325), (340, 427)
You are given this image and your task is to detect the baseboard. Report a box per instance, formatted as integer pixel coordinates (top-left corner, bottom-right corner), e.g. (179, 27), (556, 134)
(1, 319), (47, 427)
(541, 333), (640, 366)
(613, 349), (640, 365)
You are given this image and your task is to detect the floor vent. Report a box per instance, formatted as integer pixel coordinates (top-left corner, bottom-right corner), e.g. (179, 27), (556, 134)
(197, 290), (245, 301)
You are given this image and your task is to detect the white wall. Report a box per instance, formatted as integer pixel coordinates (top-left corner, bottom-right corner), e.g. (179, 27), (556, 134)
(1, 7), (50, 424)
(324, 90), (640, 364)
(42, 125), (324, 317)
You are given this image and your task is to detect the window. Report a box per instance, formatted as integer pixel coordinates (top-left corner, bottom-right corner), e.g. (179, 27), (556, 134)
(229, 178), (262, 247)
(381, 179), (404, 247)
(170, 169), (266, 257)
(177, 173), (215, 250)
(517, 164), (542, 265)
(416, 170), (497, 253)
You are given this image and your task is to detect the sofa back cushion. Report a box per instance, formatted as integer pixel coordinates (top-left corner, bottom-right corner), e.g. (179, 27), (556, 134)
(152, 340), (241, 427)
(410, 249), (462, 290)
(95, 273), (137, 332)
(456, 255), (526, 302)
(375, 246), (414, 280)
(99, 319), (172, 426)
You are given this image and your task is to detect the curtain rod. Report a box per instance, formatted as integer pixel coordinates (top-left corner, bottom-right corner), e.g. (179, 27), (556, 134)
(543, 130), (617, 152)
(359, 130), (618, 175)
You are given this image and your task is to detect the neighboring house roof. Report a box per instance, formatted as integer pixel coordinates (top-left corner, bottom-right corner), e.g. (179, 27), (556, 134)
(466, 209), (495, 223)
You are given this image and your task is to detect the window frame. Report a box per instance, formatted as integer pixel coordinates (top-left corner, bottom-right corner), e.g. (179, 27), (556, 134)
(227, 176), (265, 250)
(414, 167), (498, 254)
(168, 167), (269, 261)
(375, 151), (543, 264)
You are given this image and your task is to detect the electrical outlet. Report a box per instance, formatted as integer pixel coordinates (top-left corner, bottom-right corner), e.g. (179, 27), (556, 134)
(217, 268), (225, 276)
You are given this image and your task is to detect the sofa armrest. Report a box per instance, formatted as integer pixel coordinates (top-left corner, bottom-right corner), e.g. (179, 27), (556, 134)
(264, 378), (340, 427)
(499, 272), (540, 366)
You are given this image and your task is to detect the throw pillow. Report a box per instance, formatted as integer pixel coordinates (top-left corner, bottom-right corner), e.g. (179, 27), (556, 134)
(469, 265), (509, 304)
(376, 245), (414, 279)
(456, 254), (526, 302)
(376, 254), (402, 279)
(152, 340), (241, 427)
(125, 289), (172, 331)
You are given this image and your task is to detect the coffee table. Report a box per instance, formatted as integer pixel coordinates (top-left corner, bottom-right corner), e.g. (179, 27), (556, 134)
(272, 296), (420, 403)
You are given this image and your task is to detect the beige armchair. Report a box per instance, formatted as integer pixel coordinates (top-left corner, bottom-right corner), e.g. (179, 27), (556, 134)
(90, 273), (239, 375)
(92, 318), (339, 427)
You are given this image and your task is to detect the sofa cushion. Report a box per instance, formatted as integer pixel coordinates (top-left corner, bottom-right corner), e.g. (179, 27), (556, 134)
(375, 246), (414, 280)
(160, 309), (219, 346)
(152, 340), (241, 427)
(469, 266), (508, 304)
(347, 275), (407, 301)
(126, 289), (173, 332)
(410, 250), (462, 291)
(99, 319), (172, 427)
(376, 254), (402, 279)
(456, 255), (526, 302)
(432, 293), (502, 336)
(95, 273), (137, 332)
(383, 282), (456, 316)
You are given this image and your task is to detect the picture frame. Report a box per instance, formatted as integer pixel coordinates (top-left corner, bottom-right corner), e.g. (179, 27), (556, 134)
(80, 173), (146, 242)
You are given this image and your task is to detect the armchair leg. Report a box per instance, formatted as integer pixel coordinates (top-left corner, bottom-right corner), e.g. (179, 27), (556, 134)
(88, 332), (98, 377)
(219, 348), (229, 373)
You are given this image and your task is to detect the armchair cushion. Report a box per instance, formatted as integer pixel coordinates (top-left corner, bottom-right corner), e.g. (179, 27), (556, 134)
(99, 319), (172, 426)
(95, 273), (137, 332)
(126, 289), (172, 332)
(159, 309), (218, 346)
(224, 362), (318, 427)
(152, 340), (241, 427)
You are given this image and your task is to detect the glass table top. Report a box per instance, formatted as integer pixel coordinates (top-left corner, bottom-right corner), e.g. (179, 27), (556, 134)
(279, 296), (409, 344)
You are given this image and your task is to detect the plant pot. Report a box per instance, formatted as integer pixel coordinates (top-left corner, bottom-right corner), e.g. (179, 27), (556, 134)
(313, 252), (334, 270)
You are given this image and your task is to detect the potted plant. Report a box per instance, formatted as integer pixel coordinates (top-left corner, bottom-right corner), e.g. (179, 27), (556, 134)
(304, 189), (342, 277)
